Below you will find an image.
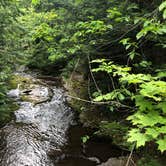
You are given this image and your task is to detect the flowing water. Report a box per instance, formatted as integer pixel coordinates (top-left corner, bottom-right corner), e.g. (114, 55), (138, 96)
(0, 73), (74, 166)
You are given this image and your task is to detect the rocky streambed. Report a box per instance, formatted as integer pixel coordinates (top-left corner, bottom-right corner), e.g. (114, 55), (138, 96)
(0, 72), (74, 166)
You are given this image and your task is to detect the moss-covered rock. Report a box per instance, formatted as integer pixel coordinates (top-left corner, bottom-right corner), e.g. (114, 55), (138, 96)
(8, 74), (40, 90)
(20, 85), (52, 104)
(63, 71), (88, 112)
(8, 74), (52, 104)
(63, 71), (115, 130)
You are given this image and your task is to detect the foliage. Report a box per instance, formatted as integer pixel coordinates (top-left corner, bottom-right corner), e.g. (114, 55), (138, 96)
(32, 0), (40, 6)
(92, 58), (166, 152)
(95, 121), (129, 147)
(81, 135), (90, 144)
(87, 0), (166, 153)
(137, 156), (161, 166)
(0, 0), (21, 124)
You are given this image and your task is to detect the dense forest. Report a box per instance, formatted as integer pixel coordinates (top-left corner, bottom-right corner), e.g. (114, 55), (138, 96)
(0, 0), (166, 165)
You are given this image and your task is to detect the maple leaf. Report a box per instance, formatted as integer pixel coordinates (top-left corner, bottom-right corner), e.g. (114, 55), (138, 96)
(134, 95), (153, 111)
(145, 127), (160, 139)
(158, 126), (166, 134)
(156, 137), (166, 153)
(127, 129), (150, 148)
(127, 111), (162, 127)
(157, 102), (166, 113)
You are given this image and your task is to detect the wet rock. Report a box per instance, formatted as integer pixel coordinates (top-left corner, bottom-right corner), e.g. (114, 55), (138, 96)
(20, 84), (52, 104)
(47, 148), (62, 157)
(87, 157), (100, 164)
(7, 88), (20, 99)
(8, 73), (53, 104)
(98, 157), (132, 166)
(8, 74), (39, 90)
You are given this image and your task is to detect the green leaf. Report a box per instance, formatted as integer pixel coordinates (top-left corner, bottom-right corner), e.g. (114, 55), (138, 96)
(118, 93), (125, 101)
(127, 111), (162, 127)
(126, 44), (131, 50)
(124, 89), (131, 96)
(128, 50), (135, 60)
(120, 38), (130, 45)
(136, 30), (146, 39)
(134, 17), (142, 24)
(140, 81), (166, 101)
(159, 1), (166, 11)
(81, 135), (90, 144)
(145, 128), (160, 139)
(127, 129), (149, 148)
(91, 59), (107, 63)
(156, 137), (166, 152)
(157, 102), (166, 113)
(163, 9), (166, 19)
(156, 71), (166, 78)
(94, 95), (104, 102)
(32, 0), (40, 5)
(109, 106), (114, 112)
(134, 95), (153, 111)
(120, 74), (152, 84)
(158, 126), (166, 134)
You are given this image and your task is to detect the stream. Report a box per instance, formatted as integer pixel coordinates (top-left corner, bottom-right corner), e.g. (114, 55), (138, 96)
(0, 72), (127, 166)
(0, 72), (75, 166)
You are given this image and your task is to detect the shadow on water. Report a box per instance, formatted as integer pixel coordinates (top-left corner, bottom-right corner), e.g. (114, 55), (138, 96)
(50, 125), (128, 166)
